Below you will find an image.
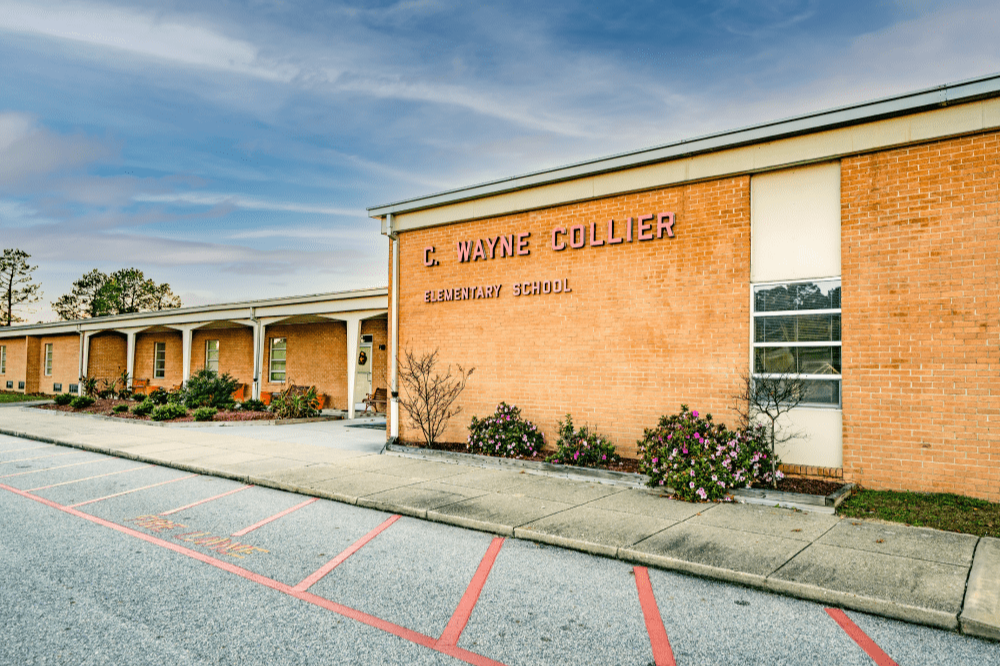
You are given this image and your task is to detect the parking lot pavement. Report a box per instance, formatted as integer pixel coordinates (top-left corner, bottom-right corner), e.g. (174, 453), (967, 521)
(2, 434), (998, 666)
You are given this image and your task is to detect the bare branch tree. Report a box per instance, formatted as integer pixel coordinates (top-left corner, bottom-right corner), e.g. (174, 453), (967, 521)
(398, 349), (474, 446)
(732, 364), (806, 488)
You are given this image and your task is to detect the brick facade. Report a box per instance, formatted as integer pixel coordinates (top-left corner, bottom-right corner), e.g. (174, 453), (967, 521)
(0, 338), (25, 391)
(87, 332), (127, 383)
(135, 331), (184, 389)
(261, 321), (349, 410)
(34, 335), (79, 394)
(191, 327), (255, 388)
(842, 131), (1000, 501)
(362, 317), (389, 393)
(391, 177), (752, 456)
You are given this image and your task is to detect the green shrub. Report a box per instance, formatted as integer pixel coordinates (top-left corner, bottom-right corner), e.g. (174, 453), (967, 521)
(638, 405), (782, 502)
(132, 400), (155, 417)
(80, 376), (99, 398)
(546, 414), (619, 468)
(270, 386), (319, 419)
(192, 407), (217, 422)
(239, 398), (267, 412)
(69, 396), (95, 410)
(167, 390), (186, 405)
(467, 402), (544, 458)
(111, 403), (129, 413)
(53, 393), (75, 406)
(147, 388), (169, 405)
(150, 403), (187, 421)
(184, 369), (238, 410)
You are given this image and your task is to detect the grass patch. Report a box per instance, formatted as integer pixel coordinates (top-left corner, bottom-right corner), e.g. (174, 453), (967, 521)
(839, 488), (1000, 538)
(0, 392), (48, 403)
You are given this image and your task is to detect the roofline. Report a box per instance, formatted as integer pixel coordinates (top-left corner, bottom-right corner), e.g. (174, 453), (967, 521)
(0, 286), (388, 335)
(367, 72), (1000, 217)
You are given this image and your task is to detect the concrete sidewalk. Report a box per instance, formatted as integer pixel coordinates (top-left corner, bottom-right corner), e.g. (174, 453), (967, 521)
(1, 406), (997, 641)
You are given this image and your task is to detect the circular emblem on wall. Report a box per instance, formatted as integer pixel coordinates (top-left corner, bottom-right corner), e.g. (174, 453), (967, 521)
(358, 351), (368, 366)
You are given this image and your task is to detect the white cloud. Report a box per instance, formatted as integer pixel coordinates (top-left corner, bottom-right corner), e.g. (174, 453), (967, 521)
(0, 1), (298, 82)
(0, 112), (112, 186)
(132, 192), (364, 217)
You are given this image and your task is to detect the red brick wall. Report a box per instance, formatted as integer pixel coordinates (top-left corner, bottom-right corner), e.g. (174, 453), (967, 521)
(35, 335), (79, 394)
(0, 338), (26, 391)
(261, 321), (348, 409)
(362, 317), (389, 393)
(87, 333), (127, 383)
(191, 327), (254, 387)
(135, 332), (183, 389)
(391, 177), (752, 455)
(24, 337), (40, 394)
(842, 131), (1000, 501)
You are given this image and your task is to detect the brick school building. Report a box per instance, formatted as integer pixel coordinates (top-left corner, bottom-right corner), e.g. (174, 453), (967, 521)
(369, 75), (1000, 502)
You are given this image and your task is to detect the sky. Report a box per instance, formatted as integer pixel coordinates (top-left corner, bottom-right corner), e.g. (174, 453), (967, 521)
(2, 0), (999, 323)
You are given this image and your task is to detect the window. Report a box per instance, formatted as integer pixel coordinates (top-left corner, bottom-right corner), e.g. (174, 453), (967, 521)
(154, 342), (166, 379)
(752, 279), (841, 407)
(205, 340), (220, 373)
(0, 345), (5, 374)
(44, 344), (53, 376)
(269, 337), (286, 383)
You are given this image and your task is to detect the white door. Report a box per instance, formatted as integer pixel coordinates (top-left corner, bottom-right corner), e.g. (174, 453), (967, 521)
(353, 341), (372, 406)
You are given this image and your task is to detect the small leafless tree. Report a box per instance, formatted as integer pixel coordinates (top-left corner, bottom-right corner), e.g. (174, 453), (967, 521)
(398, 349), (474, 446)
(733, 365), (806, 488)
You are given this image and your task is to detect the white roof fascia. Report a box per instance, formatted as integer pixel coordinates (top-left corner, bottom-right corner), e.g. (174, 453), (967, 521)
(367, 72), (1000, 218)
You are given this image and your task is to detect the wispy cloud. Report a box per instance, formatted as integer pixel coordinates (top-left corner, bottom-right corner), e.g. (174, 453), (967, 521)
(133, 192), (364, 217)
(0, 112), (113, 186)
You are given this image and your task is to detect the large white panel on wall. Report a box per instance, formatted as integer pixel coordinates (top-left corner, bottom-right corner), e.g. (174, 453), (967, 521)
(751, 162), (841, 282)
(767, 408), (843, 468)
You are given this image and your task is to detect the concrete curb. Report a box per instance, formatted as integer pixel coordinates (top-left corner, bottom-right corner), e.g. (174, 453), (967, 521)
(2, 425), (997, 643)
(960, 537), (1000, 641)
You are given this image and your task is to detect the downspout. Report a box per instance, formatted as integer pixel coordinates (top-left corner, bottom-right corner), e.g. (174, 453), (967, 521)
(249, 306), (260, 400)
(385, 213), (400, 441)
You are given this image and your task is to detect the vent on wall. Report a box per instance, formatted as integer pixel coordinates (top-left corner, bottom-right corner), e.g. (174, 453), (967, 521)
(69, 384), (79, 394)
(18, 381), (24, 390)
(5, 381), (11, 389)
(362, 334), (374, 344)
(53, 383), (62, 392)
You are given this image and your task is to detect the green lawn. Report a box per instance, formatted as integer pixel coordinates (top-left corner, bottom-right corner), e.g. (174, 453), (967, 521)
(839, 489), (1000, 538)
(0, 393), (49, 403)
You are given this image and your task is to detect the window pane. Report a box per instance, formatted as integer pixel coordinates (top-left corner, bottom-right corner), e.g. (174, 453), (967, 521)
(800, 379), (841, 405)
(754, 314), (841, 343)
(798, 346), (841, 374)
(755, 347), (796, 374)
(270, 361), (286, 372)
(754, 280), (841, 312)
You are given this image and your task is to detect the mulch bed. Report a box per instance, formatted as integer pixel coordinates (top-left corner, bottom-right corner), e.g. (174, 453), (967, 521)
(401, 440), (646, 475)
(775, 476), (846, 496)
(37, 399), (273, 423)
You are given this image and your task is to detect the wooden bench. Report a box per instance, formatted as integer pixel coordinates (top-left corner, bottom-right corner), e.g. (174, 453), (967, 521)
(363, 387), (388, 414)
(132, 378), (150, 395)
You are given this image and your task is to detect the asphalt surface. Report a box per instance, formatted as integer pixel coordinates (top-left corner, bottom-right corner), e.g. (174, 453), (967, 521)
(2, 433), (998, 666)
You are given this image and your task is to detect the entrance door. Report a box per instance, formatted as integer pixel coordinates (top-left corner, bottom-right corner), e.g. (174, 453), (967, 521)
(353, 335), (373, 407)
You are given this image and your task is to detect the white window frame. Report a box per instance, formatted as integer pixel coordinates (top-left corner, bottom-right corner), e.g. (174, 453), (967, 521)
(205, 340), (220, 373)
(44, 343), (53, 376)
(153, 342), (166, 379)
(0, 345), (5, 374)
(269, 337), (286, 383)
(751, 277), (841, 409)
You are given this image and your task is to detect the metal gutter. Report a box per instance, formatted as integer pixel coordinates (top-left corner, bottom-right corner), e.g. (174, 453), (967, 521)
(367, 72), (1000, 217)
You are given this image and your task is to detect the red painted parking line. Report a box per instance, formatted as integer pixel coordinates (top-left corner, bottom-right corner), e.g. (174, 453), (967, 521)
(293, 514), (401, 593)
(0, 451), (76, 464)
(826, 608), (897, 666)
(0, 459), (104, 479)
(68, 474), (198, 508)
(159, 485), (253, 516)
(438, 536), (504, 649)
(27, 465), (155, 491)
(634, 567), (676, 667)
(232, 497), (318, 537)
(0, 482), (502, 666)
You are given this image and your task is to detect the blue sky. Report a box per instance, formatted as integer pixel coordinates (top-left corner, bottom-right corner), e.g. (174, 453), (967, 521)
(2, 0), (999, 322)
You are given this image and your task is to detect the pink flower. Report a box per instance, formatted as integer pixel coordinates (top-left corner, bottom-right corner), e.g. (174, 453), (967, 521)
(692, 410), (699, 418)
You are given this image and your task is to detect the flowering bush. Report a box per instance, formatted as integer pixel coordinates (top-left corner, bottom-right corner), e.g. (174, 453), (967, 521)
(467, 402), (544, 458)
(638, 405), (782, 502)
(546, 414), (619, 468)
